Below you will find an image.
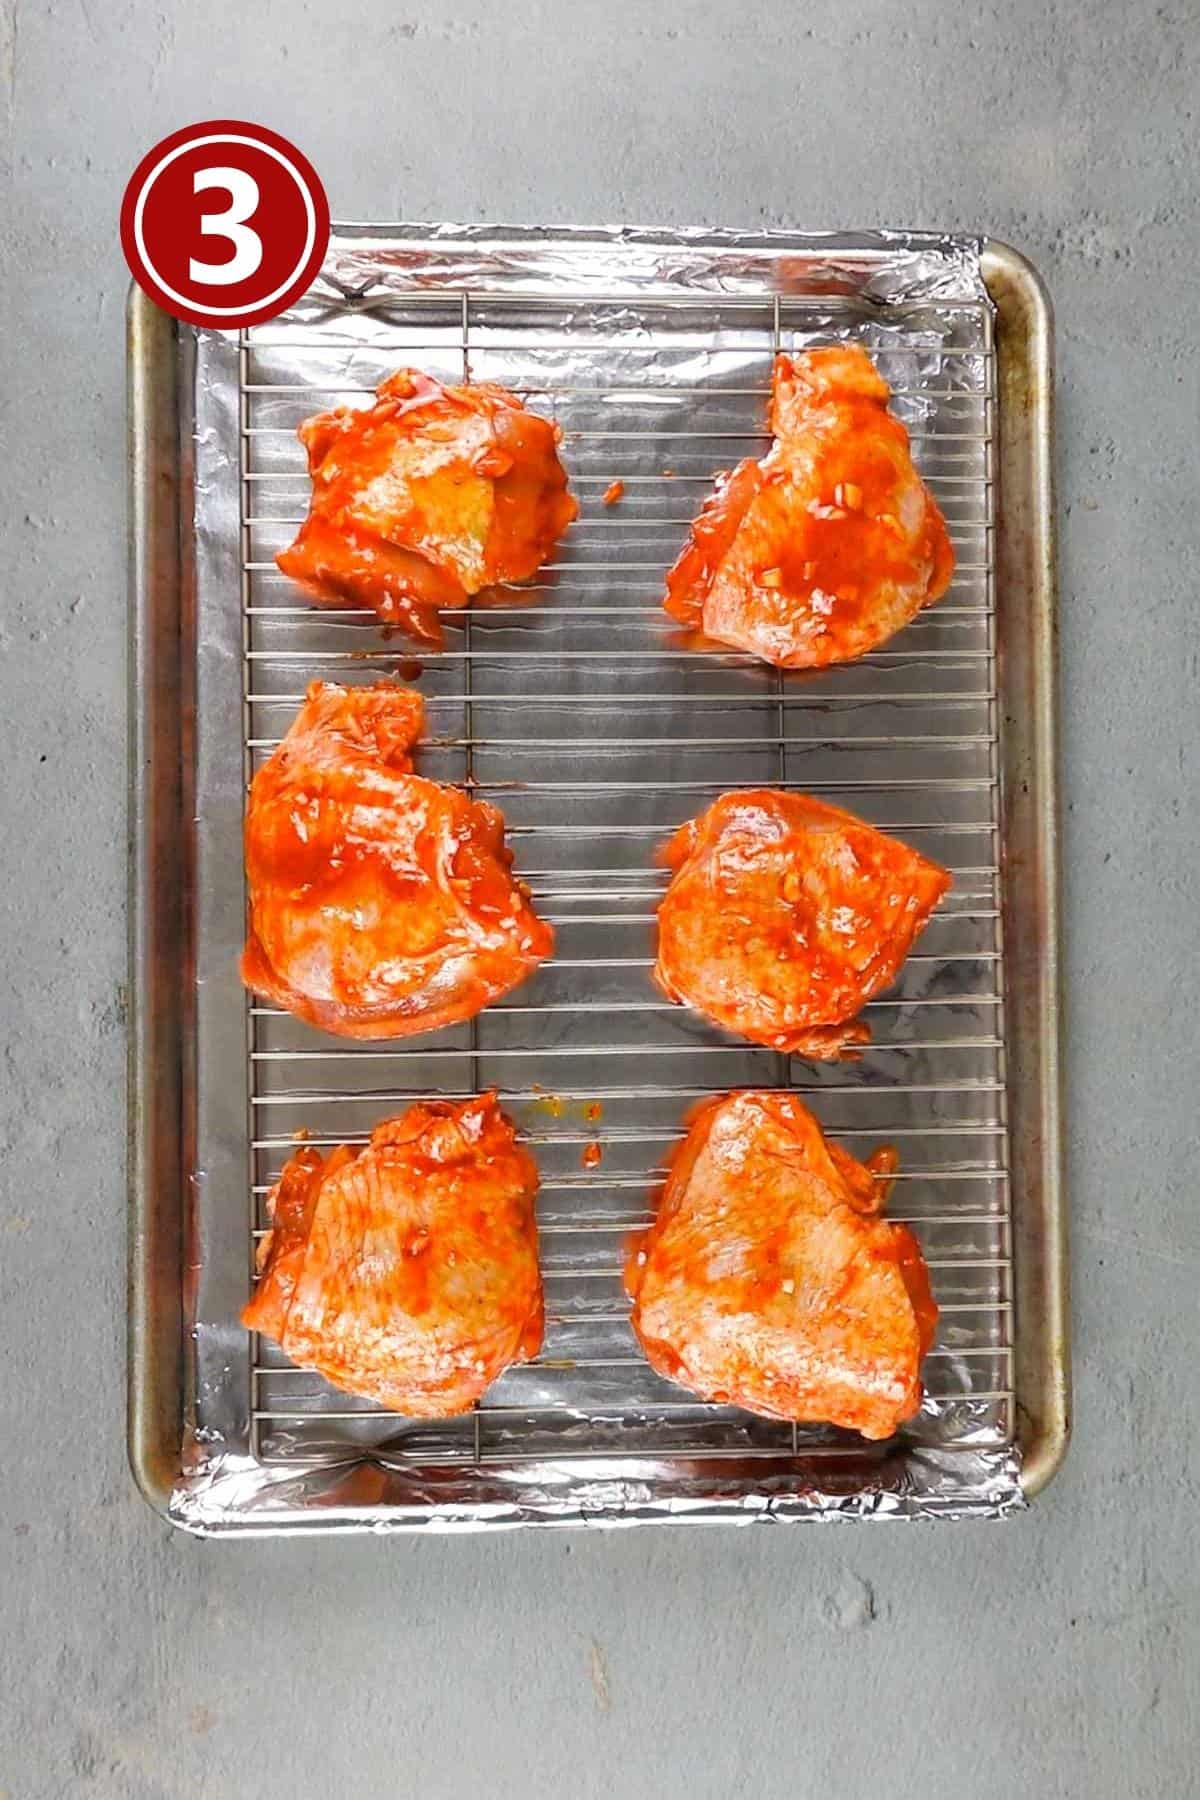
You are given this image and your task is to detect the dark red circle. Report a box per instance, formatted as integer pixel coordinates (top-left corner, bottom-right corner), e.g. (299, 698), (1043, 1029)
(120, 120), (330, 329)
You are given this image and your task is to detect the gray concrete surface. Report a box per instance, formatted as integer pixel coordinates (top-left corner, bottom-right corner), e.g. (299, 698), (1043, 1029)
(3, 1), (1198, 1795)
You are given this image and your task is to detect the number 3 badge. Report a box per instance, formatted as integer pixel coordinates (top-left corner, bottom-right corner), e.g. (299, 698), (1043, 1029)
(121, 121), (330, 328)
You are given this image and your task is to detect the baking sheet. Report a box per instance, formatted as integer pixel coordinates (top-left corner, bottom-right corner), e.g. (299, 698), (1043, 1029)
(130, 226), (1065, 1531)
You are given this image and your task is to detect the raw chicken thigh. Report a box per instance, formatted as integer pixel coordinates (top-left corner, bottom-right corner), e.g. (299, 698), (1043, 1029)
(242, 681), (552, 1037)
(654, 789), (950, 1059)
(627, 1090), (937, 1439)
(278, 369), (577, 643)
(664, 346), (954, 667)
(245, 1096), (543, 1416)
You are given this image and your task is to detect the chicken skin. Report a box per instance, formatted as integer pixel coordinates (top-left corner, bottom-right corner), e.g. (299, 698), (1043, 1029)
(627, 1091), (937, 1438)
(664, 346), (954, 667)
(242, 681), (552, 1038)
(244, 1096), (543, 1416)
(277, 369), (578, 644)
(654, 789), (950, 1059)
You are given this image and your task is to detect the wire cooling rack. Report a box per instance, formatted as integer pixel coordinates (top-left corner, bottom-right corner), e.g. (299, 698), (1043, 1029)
(235, 272), (1011, 1473)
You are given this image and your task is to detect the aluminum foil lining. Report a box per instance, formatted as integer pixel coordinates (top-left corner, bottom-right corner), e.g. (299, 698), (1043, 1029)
(173, 224), (1023, 1533)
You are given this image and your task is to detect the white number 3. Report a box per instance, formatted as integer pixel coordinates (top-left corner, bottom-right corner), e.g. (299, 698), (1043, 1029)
(190, 167), (263, 286)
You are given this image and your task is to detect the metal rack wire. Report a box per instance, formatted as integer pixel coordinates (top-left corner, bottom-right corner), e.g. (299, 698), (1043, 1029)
(240, 279), (1011, 1470)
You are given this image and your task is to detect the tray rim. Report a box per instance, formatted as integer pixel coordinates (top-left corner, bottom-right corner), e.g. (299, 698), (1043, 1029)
(980, 239), (1068, 1499)
(126, 227), (1067, 1530)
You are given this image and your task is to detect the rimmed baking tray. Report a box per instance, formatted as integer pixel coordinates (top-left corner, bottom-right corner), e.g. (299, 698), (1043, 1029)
(128, 226), (1066, 1532)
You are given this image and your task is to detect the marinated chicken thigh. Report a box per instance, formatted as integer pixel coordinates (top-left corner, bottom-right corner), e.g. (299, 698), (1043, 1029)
(278, 369), (577, 643)
(245, 1096), (543, 1416)
(627, 1090), (937, 1439)
(664, 346), (954, 667)
(242, 681), (552, 1037)
(654, 789), (950, 1059)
